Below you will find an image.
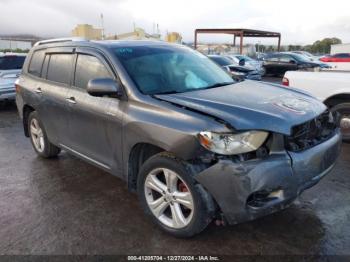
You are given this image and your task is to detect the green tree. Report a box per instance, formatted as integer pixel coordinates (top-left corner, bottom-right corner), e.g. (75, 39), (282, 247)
(310, 37), (342, 54)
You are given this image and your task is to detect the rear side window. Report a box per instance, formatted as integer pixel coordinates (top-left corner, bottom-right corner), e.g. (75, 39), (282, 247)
(0, 56), (25, 70)
(28, 50), (45, 76)
(47, 54), (73, 85)
(266, 55), (279, 62)
(74, 54), (112, 89)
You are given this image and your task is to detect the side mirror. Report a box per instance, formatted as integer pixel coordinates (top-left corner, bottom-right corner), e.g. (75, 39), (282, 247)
(87, 78), (122, 97)
(289, 60), (296, 64)
(239, 58), (246, 66)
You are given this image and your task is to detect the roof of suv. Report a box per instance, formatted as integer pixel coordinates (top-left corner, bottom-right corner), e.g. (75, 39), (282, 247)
(35, 39), (173, 49)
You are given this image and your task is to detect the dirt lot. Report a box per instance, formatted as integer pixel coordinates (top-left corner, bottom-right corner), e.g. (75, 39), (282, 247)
(0, 100), (349, 256)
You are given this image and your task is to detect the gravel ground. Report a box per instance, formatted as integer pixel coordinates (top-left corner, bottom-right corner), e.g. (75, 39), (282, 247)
(0, 99), (349, 256)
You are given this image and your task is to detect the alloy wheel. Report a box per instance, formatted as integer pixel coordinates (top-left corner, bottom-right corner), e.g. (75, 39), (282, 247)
(144, 168), (194, 229)
(30, 118), (45, 153)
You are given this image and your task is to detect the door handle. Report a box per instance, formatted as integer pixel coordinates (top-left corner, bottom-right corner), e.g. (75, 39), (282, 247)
(35, 87), (42, 94)
(66, 97), (77, 104)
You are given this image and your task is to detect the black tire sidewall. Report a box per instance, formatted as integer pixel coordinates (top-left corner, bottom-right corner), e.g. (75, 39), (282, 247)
(137, 153), (212, 238)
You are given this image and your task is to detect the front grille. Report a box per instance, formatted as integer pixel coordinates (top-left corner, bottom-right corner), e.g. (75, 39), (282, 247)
(285, 110), (338, 152)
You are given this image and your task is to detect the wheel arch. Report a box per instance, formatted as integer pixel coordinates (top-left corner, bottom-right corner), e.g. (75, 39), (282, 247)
(324, 93), (350, 108)
(23, 104), (35, 137)
(127, 143), (166, 192)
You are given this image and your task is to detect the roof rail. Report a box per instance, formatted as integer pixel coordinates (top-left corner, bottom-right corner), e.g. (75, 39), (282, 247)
(34, 37), (88, 46)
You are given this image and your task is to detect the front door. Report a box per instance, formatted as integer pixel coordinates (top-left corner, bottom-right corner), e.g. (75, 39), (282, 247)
(65, 49), (123, 172)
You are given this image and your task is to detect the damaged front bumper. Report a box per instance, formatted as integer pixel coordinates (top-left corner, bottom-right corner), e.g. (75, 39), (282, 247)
(195, 129), (342, 225)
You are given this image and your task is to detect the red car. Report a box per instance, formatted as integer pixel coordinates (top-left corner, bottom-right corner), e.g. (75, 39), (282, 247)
(320, 53), (350, 62)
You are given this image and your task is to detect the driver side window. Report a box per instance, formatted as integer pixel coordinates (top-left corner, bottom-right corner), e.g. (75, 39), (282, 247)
(74, 54), (112, 89)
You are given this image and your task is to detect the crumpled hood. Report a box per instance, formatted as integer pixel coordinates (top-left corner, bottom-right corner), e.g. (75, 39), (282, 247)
(155, 80), (326, 135)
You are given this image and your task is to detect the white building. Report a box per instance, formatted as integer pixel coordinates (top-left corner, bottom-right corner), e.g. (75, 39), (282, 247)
(0, 39), (32, 50)
(331, 43), (350, 55)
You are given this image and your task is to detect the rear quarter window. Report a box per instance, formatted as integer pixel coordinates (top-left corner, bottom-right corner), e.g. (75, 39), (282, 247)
(28, 50), (45, 76)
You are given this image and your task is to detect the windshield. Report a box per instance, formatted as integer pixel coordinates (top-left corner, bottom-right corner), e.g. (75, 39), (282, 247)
(290, 53), (311, 63)
(301, 51), (314, 58)
(235, 55), (253, 62)
(209, 56), (233, 66)
(113, 45), (234, 95)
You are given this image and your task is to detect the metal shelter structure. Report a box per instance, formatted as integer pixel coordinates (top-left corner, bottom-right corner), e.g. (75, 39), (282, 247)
(194, 28), (281, 54)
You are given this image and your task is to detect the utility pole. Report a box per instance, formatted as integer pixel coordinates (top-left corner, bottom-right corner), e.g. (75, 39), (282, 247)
(100, 13), (105, 40)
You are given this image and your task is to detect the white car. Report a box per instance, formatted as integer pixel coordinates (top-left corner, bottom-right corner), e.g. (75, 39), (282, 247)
(283, 70), (350, 141)
(0, 53), (26, 102)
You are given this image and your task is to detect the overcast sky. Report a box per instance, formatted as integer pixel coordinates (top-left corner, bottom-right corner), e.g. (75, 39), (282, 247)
(1, 0), (350, 45)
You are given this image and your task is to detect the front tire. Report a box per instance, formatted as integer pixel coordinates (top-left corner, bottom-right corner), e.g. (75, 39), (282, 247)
(330, 103), (350, 142)
(28, 111), (61, 158)
(137, 153), (214, 237)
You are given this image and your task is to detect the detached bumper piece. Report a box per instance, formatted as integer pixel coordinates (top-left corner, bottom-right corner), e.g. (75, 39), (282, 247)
(195, 130), (342, 225)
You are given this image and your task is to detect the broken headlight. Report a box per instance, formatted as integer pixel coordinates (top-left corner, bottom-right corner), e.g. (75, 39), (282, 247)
(198, 131), (268, 155)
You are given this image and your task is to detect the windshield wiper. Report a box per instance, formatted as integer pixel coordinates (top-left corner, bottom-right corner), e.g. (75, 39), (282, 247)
(151, 82), (234, 95)
(151, 90), (179, 95)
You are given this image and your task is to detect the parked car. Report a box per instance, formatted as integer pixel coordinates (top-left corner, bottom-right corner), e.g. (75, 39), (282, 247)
(291, 51), (319, 61)
(0, 53), (26, 102)
(225, 54), (265, 76)
(208, 55), (262, 80)
(292, 52), (333, 69)
(283, 70), (350, 141)
(16, 39), (341, 237)
(320, 53), (350, 63)
(263, 52), (329, 76)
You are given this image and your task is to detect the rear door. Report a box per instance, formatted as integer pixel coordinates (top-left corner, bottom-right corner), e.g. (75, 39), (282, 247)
(37, 48), (74, 145)
(64, 48), (123, 171)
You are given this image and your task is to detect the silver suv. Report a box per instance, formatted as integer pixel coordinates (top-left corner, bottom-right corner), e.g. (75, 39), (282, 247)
(16, 38), (341, 237)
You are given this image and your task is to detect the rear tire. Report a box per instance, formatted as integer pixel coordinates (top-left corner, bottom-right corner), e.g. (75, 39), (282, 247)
(28, 111), (61, 158)
(330, 103), (350, 142)
(137, 153), (214, 238)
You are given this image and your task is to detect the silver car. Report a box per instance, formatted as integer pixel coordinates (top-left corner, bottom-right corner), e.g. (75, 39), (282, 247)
(0, 53), (26, 102)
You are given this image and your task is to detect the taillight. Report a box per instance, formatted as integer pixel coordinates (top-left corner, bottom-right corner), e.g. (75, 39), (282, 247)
(15, 79), (21, 93)
(282, 77), (289, 87)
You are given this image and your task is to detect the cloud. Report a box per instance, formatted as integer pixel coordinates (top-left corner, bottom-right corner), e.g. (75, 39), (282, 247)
(0, 0), (349, 44)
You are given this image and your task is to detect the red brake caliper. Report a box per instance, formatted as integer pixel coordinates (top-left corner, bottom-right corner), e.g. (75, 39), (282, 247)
(178, 182), (188, 192)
